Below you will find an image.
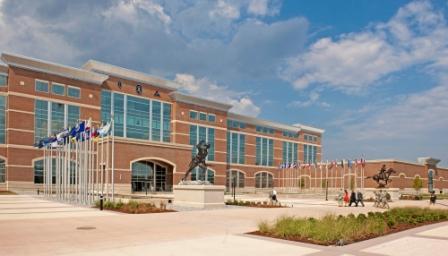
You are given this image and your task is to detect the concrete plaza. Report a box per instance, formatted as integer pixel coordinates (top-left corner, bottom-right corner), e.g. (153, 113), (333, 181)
(0, 195), (447, 256)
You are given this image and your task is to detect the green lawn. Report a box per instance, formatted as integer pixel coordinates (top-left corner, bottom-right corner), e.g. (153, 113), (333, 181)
(256, 207), (448, 246)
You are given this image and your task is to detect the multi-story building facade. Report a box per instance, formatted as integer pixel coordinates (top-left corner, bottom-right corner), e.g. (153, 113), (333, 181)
(1, 53), (446, 196)
(0, 53), (324, 194)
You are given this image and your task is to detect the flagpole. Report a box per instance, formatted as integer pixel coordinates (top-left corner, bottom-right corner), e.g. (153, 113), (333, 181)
(111, 116), (115, 202)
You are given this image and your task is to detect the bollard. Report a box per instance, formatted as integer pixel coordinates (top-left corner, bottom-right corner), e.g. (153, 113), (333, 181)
(99, 195), (104, 211)
(37, 189), (40, 195)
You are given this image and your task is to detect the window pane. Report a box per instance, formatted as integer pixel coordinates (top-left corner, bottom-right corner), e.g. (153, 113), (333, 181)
(207, 114), (215, 122)
(67, 87), (80, 98)
(151, 101), (161, 141)
(207, 128), (214, 161)
(113, 93), (124, 137)
(0, 96), (5, 143)
(190, 111), (197, 119)
(199, 112), (207, 121)
(239, 134), (245, 164)
(51, 102), (65, 134)
(0, 159), (5, 183)
(35, 80), (49, 92)
(231, 133), (238, 163)
(52, 83), (65, 96)
(67, 105), (80, 128)
(162, 103), (171, 142)
(0, 74), (7, 86)
(126, 96), (150, 140)
(34, 100), (48, 143)
(101, 90), (111, 123)
(34, 159), (56, 184)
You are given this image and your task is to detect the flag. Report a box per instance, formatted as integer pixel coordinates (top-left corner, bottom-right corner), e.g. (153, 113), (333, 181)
(348, 160), (352, 168)
(340, 159), (344, 168)
(98, 121), (111, 137)
(361, 158), (366, 167)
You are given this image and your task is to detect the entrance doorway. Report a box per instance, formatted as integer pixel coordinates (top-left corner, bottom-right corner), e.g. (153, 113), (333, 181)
(131, 160), (172, 193)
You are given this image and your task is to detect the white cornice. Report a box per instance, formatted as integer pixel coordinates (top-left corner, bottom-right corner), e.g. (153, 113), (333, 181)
(170, 91), (232, 112)
(293, 123), (325, 134)
(82, 60), (178, 91)
(1, 52), (108, 85)
(228, 112), (301, 133)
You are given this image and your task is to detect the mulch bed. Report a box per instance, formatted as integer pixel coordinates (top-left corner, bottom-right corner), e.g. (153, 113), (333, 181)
(0, 191), (17, 195)
(226, 203), (287, 208)
(106, 208), (177, 214)
(248, 220), (448, 246)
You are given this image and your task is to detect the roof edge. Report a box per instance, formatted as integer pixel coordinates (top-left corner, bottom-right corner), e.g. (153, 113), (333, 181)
(228, 112), (302, 133)
(1, 52), (108, 85)
(83, 60), (179, 91)
(170, 92), (232, 112)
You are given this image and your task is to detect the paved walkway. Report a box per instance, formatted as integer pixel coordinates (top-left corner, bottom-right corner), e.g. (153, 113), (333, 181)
(0, 195), (447, 256)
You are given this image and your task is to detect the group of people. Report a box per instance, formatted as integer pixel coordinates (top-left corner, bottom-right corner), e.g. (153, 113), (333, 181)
(338, 189), (364, 207)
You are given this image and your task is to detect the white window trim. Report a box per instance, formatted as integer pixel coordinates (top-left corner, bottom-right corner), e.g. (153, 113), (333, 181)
(67, 85), (81, 99)
(51, 82), (65, 96)
(35, 79), (49, 93)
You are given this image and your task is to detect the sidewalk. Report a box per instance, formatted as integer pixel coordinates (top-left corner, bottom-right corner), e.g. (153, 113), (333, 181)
(0, 195), (447, 256)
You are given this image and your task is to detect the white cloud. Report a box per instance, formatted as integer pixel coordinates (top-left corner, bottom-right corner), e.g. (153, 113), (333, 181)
(280, 1), (448, 93)
(288, 91), (330, 108)
(209, 0), (240, 20)
(102, 0), (171, 26)
(247, 0), (281, 16)
(174, 73), (261, 116)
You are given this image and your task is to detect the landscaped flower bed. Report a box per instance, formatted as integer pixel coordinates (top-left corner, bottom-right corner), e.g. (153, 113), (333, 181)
(226, 200), (286, 208)
(95, 200), (176, 214)
(251, 207), (448, 246)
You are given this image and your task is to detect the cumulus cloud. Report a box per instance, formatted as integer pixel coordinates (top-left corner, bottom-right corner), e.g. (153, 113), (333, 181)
(247, 0), (281, 16)
(280, 1), (448, 93)
(209, 0), (240, 20)
(174, 73), (261, 116)
(288, 91), (330, 108)
(102, 0), (171, 26)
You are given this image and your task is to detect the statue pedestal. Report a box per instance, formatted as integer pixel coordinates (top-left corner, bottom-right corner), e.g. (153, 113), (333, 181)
(173, 184), (225, 209)
(364, 188), (400, 201)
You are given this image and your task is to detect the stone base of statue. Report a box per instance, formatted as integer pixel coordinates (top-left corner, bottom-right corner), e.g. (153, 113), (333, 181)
(364, 188), (400, 201)
(173, 183), (225, 209)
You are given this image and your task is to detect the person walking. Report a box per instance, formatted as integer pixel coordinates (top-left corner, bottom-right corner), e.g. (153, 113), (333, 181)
(430, 190), (437, 205)
(349, 190), (357, 207)
(357, 190), (365, 207)
(337, 189), (344, 207)
(271, 189), (278, 204)
(343, 189), (349, 207)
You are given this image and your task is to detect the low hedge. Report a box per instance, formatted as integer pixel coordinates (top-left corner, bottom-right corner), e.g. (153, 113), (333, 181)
(226, 199), (285, 208)
(255, 207), (448, 246)
(95, 200), (175, 214)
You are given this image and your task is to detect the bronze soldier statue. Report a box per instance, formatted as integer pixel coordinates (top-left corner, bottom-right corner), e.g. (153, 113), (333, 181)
(366, 165), (396, 188)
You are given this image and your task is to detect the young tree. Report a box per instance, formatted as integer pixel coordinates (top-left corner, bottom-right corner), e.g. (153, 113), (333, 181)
(413, 176), (423, 195)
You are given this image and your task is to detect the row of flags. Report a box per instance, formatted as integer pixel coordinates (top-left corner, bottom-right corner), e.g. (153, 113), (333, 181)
(34, 119), (112, 149)
(279, 158), (366, 170)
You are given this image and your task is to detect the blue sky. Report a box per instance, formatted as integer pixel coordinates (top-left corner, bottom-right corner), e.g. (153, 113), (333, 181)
(0, 0), (447, 165)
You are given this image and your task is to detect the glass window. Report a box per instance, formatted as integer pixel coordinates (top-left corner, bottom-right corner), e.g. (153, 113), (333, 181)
(199, 112), (207, 121)
(51, 83), (65, 96)
(151, 101), (161, 141)
(51, 102), (65, 134)
(67, 105), (80, 128)
(226, 170), (245, 189)
(34, 100), (48, 143)
(255, 172), (273, 188)
(34, 159), (56, 184)
(127, 95), (150, 140)
(0, 96), (5, 143)
(190, 111), (198, 120)
(0, 159), (5, 183)
(191, 168), (214, 184)
(207, 114), (216, 122)
(227, 132), (245, 164)
(113, 93), (124, 137)
(35, 80), (49, 92)
(67, 87), (81, 98)
(0, 74), (7, 86)
(162, 103), (171, 142)
(101, 90), (111, 123)
(282, 141), (298, 164)
(256, 137), (273, 166)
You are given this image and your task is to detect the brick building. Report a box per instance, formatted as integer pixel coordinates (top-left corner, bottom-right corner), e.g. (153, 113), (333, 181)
(0, 53), (446, 195)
